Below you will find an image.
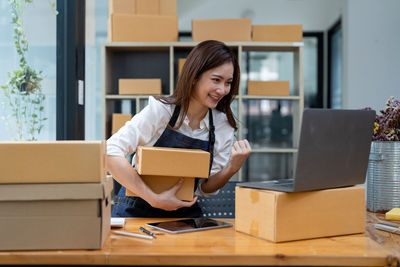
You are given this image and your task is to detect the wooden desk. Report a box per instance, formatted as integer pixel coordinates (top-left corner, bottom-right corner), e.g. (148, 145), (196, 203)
(0, 213), (398, 266)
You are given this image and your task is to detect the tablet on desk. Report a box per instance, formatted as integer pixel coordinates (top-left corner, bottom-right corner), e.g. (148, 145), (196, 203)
(146, 218), (232, 234)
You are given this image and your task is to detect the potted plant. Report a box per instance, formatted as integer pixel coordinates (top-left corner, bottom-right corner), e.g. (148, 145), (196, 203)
(365, 96), (400, 212)
(1, 0), (53, 141)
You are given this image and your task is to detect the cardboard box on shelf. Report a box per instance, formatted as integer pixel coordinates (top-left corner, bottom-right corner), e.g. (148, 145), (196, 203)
(118, 78), (162, 95)
(192, 18), (252, 42)
(136, 0), (159, 15)
(135, 146), (210, 178)
(112, 113), (132, 134)
(0, 176), (113, 250)
(109, 0), (135, 15)
(160, 0), (176, 16)
(109, 14), (178, 42)
(0, 141), (106, 183)
(178, 58), (186, 76)
(247, 81), (290, 96)
(235, 186), (366, 242)
(252, 24), (303, 42)
(126, 176), (195, 201)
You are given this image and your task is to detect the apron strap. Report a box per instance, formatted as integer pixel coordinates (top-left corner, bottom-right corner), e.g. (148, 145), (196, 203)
(168, 105), (181, 128)
(208, 108), (215, 175)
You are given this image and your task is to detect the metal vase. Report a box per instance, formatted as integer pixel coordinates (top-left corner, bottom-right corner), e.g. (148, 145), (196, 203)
(366, 141), (400, 212)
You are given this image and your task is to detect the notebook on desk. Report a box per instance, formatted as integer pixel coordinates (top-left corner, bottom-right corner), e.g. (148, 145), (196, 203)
(238, 109), (376, 192)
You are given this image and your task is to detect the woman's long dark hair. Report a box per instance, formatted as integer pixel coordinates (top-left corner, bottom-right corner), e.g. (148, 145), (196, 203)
(157, 40), (239, 130)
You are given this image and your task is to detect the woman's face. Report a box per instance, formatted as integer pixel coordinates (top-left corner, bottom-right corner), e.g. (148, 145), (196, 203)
(192, 62), (234, 109)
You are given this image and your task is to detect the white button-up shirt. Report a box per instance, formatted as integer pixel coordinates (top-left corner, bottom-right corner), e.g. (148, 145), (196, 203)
(107, 96), (235, 196)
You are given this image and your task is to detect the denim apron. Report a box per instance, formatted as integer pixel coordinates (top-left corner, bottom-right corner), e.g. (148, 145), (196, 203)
(112, 105), (215, 218)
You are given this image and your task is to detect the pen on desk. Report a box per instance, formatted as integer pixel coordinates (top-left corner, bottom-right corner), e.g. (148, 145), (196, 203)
(113, 230), (154, 240)
(139, 226), (157, 238)
(374, 223), (400, 235)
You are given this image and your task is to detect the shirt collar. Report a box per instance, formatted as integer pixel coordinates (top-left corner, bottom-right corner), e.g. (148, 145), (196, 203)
(183, 109), (210, 131)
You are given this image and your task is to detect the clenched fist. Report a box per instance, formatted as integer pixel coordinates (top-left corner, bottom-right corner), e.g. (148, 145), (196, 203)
(229, 139), (251, 173)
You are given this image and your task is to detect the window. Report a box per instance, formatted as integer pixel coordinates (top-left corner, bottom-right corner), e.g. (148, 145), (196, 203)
(0, 1), (57, 141)
(328, 20), (342, 109)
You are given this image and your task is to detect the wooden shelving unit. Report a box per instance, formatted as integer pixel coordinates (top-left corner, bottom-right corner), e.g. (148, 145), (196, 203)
(102, 41), (304, 181)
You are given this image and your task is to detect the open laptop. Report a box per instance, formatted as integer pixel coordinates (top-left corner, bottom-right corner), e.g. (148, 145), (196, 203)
(238, 109), (376, 192)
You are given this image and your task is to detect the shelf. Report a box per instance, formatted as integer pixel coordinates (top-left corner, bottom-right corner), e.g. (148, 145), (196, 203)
(103, 41), (304, 53)
(106, 95), (163, 100)
(105, 94), (301, 101)
(241, 95), (301, 100)
(251, 148), (298, 153)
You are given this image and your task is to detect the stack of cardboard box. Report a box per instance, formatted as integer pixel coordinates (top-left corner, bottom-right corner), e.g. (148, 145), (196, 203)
(108, 0), (178, 42)
(126, 146), (210, 201)
(109, 0), (177, 127)
(0, 141), (112, 250)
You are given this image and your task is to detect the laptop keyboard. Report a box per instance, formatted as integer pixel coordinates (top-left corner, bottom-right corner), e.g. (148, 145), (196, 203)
(272, 178), (294, 186)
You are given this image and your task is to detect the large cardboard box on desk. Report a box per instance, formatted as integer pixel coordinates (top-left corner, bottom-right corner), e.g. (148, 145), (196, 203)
(0, 141), (106, 183)
(0, 176), (113, 250)
(192, 18), (251, 42)
(109, 14), (178, 42)
(235, 186), (366, 242)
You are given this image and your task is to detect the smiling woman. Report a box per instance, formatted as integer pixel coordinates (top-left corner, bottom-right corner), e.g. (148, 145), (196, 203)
(106, 40), (251, 218)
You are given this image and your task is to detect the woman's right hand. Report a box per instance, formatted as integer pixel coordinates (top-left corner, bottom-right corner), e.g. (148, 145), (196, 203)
(150, 178), (198, 211)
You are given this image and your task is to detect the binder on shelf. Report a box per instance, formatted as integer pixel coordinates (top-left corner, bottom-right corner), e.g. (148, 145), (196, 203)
(178, 58), (186, 76)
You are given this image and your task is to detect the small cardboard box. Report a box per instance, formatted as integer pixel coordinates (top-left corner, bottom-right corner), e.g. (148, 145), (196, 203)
(0, 176), (113, 250)
(235, 186), (366, 242)
(252, 24), (303, 42)
(136, 0), (159, 15)
(192, 18), (252, 42)
(135, 146), (210, 178)
(118, 78), (162, 95)
(178, 58), (186, 76)
(0, 141), (106, 183)
(160, 0), (176, 16)
(247, 81), (290, 96)
(112, 113), (132, 134)
(109, 0), (135, 15)
(126, 176), (195, 201)
(109, 14), (178, 42)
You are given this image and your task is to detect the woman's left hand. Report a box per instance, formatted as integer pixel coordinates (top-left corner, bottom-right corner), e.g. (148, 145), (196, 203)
(229, 139), (252, 173)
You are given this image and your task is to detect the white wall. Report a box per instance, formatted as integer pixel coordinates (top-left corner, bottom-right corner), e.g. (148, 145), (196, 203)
(178, 0), (344, 32)
(343, 0), (400, 110)
(177, 0), (399, 111)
